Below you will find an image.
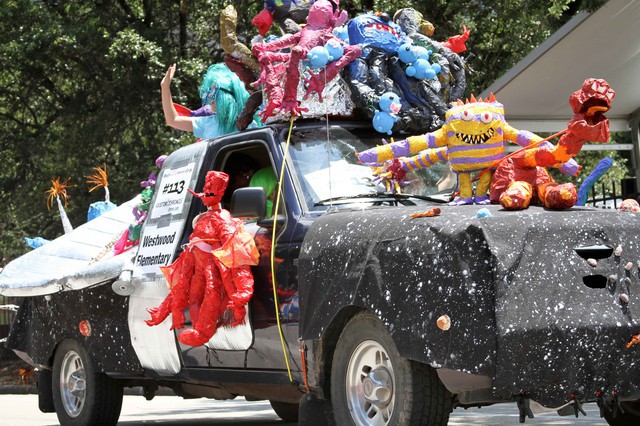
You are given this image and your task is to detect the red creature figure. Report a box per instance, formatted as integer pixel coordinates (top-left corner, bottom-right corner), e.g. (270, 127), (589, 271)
(441, 25), (471, 54)
(146, 171), (259, 347)
(251, 0), (361, 118)
(491, 78), (615, 210)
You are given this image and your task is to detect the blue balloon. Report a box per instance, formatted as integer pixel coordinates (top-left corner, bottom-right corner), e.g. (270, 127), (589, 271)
(412, 58), (432, 79)
(379, 92), (402, 114)
(413, 46), (430, 61)
(307, 46), (329, 68)
(397, 43), (416, 64)
(333, 25), (349, 42)
(431, 62), (442, 74)
(325, 39), (344, 62)
(475, 208), (493, 218)
(424, 67), (437, 80)
(373, 110), (399, 135)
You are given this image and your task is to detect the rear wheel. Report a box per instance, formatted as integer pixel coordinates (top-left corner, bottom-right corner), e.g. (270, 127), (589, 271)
(52, 339), (123, 426)
(269, 400), (299, 422)
(330, 312), (451, 425)
(604, 400), (640, 426)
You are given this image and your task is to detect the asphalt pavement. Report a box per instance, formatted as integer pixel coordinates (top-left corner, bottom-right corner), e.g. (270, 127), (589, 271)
(0, 393), (612, 425)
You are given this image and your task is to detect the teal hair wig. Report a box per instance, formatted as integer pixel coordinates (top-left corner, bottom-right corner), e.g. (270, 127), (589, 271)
(198, 63), (249, 135)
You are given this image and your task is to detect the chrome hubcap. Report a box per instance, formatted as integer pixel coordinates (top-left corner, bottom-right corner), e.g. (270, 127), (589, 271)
(362, 367), (393, 405)
(59, 351), (86, 418)
(346, 340), (395, 425)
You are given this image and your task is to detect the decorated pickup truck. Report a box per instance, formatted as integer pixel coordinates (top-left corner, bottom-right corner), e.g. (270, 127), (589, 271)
(2, 121), (640, 426)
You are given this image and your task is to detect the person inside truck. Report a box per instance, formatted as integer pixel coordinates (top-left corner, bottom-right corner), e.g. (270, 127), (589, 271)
(161, 63), (256, 140)
(222, 154), (260, 208)
(249, 167), (277, 217)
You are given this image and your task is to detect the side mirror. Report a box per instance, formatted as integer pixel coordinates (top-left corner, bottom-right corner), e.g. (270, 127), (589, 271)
(230, 187), (267, 218)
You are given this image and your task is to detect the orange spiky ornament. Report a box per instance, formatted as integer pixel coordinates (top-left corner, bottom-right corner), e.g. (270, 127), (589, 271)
(46, 177), (74, 234)
(46, 177), (72, 211)
(86, 163), (118, 221)
(85, 163), (111, 202)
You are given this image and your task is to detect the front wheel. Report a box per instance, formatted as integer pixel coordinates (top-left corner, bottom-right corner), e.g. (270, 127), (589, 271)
(52, 339), (123, 426)
(330, 312), (451, 425)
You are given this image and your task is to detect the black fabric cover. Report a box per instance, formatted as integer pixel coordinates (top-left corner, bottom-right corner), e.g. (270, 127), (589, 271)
(7, 284), (143, 375)
(298, 203), (640, 406)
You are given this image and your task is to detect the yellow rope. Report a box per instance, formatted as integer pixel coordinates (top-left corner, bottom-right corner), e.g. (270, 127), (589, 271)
(271, 114), (296, 382)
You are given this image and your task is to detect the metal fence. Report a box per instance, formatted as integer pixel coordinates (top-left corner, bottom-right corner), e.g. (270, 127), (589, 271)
(584, 178), (638, 209)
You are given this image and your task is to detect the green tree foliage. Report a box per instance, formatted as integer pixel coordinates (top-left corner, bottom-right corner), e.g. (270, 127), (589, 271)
(0, 0), (613, 263)
(0, 0), (261, 263)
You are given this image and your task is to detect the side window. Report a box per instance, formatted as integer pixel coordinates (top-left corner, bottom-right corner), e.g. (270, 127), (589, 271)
(217, 144), (276, 213)
(175, 143), (277, 257)
(221, 152), (261, 209)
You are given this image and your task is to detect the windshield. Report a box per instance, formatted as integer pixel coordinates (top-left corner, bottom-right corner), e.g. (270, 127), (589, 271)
(285, 125), (455, 211)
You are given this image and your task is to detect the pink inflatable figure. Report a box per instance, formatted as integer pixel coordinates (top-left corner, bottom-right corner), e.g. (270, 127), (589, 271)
(251, 0), (360, 119)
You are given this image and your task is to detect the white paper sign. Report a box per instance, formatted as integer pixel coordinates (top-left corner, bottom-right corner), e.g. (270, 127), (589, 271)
(134, 162), (196, 275)
(150, 163), (195, 219)
(304, 160), (373, 201)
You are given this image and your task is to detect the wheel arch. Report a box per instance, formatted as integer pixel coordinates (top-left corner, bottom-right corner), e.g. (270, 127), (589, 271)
(317, 305), (368, 396)
(316, 305), (446, 396)
(38, 338), (79, 413)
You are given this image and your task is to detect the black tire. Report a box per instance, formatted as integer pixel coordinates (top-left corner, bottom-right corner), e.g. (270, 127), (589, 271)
(604, 400), (640, 426)
(331, 312), (451, 426)
(52, 339), (123, 426)
(269, 400), (300, 422)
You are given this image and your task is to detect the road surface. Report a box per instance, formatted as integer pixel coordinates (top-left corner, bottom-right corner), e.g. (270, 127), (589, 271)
(0, 394), (611, 425)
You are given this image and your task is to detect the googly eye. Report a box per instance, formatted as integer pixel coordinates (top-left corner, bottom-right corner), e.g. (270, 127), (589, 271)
(461, 110), (473, 121)
(480, 112), (493, 124)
